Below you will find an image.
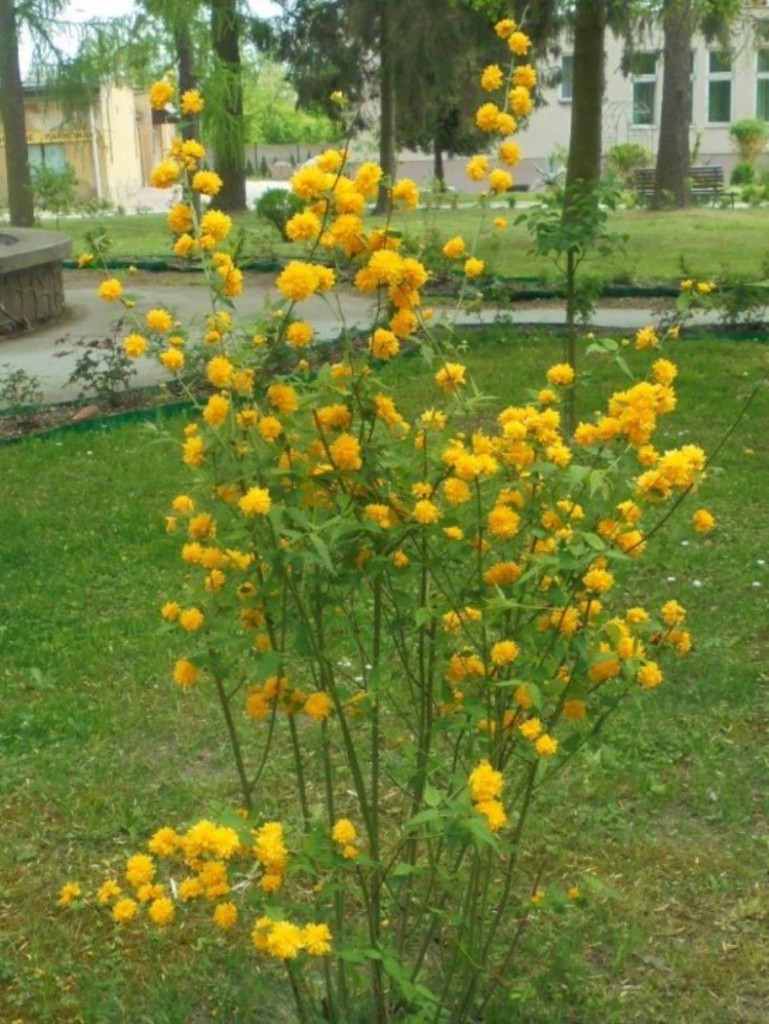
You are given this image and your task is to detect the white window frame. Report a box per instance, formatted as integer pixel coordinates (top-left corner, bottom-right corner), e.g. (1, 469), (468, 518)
(757, 49), (769, 120)
(631, 52), (657, 126)
(559, 54), (573, 102)
(707, 50), (732, 124)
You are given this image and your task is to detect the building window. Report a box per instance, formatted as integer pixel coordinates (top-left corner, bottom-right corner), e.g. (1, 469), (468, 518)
(631, 52), (657, 126)
(28, 144), (68, 175)
(757, 49), (769, 120)
(560, 55), (573, 102)
(708, 50), (732, 123)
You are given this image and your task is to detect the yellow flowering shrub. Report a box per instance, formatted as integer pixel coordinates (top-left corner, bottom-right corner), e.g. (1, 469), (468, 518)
(61, 22), (721, 1023)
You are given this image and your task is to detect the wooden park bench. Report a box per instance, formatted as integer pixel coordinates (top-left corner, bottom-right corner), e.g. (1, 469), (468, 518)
(633, 165), (725, 204)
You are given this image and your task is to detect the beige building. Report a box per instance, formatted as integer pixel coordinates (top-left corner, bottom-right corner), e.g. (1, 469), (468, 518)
(525, 3), (769, 186)
(0, 83), (176, 209)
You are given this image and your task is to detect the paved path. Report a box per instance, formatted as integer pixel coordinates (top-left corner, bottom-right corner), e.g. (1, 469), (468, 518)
(0, 269), (720, 404)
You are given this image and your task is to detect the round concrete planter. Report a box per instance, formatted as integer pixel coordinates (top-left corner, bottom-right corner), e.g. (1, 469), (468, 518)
(0, 228), (72, 336)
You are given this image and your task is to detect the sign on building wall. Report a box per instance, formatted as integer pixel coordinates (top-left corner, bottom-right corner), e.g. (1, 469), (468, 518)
(0, 130), (92, 146)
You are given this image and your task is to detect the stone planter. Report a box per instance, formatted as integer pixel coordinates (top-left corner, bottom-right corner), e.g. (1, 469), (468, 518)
(0, 228), (72, 336)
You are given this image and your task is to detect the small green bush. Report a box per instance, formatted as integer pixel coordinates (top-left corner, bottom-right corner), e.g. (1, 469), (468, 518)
(729, 119), (768, 163)
(605, 143), (651, 186)
(731, 161), (756, 185)
(254, 187), (304, 239)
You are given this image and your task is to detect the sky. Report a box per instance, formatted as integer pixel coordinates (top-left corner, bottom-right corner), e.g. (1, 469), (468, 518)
(19, 0), (282, 76)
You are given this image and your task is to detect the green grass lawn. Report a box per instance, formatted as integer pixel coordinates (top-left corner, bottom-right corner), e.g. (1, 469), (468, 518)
(1, 332), (768, 1022)
(44, 203), (769, 285)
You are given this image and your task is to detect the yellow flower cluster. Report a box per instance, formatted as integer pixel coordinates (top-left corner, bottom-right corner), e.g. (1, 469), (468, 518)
(469, 760), (507, 831)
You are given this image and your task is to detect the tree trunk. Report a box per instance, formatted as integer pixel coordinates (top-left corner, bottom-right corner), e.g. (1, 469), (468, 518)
(209, 0), (247, 212)
(375, 0), (396, 214)
(0, 0), (35, 226)
(654, 0), (694, 208)
(565, 0), (606, 190)
(433, 139), (444, 186)
(175, 19), (201, 217)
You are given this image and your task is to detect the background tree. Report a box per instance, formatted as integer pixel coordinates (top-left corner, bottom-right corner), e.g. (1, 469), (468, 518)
(0, 0), (35, 226)
(207, 0), (247, 211)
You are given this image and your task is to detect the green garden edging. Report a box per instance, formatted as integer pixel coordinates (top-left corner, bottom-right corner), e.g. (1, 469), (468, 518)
(0, 399), (195, 446)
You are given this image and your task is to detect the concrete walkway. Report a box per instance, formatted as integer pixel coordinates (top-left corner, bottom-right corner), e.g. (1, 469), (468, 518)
(0, 269), (720, 405)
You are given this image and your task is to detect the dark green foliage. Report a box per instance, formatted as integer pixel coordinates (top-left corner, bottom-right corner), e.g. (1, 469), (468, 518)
(254, 187), (304, 239)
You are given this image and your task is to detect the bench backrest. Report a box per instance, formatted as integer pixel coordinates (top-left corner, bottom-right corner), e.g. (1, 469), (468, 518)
(633, 165), (723, 194)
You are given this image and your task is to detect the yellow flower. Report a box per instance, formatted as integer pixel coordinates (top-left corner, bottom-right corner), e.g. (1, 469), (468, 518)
(146, 308), (174, 333)
(200, 209), (232, 242)
(464, 257), (485, 278)
(149, 80), (174, 110)
(563, 699), (587, 721)
(123, 333), (147, 358)
(286, 209), (322, 242)
(77, 252), (94, 267)
(546, 362), (575, 386)
(179, 607), (204, 631)
(98, 278), (123, 302)
(265, 921), (304, 960)
(692, 508), (715, 534)
(329, 432), (362, 471)
(582, 568), (614, 594)
(487, 505), (520, 539)
(304, 691), (333, 721)
(513, 64), (537, 89)
(508, 30), (532, 55)
(635, 326), (659, 350)
(213, 902), (238, 930)
(277, 260), (323, 302)
(97, 879), (122, 904)
(150, 159), (180, 188)
(303, 923), (333, 956)
(370, 328), (400, 359)
(480, 64), (504, 91)
(148, 896), (175, 927)
(173, 658), (200, 689)
(413, 499), (441, 524)
(239, 487), (272, 517)
(509, 85), (533, 117)
(491, 640), (520, 666)
(465, 154), (489, 181)
(125, 853), (155, 888)
(159, 348), (184, 374)
(167, 203), (193, 233)
(475, 798), (507, 832)
(638, 662), (663, 689)
(469, 759), (503, 802)
(499, 141), (522, 166)
(435, 362), (466, 394)
(534, 734), (558, 757)
(494, 17), (517, 38)
(267, 383), (299, 415)
(442, 235), (466, 259)
(192, 170), (223, 196)
(493, 216), (507, 230)
(57, 881), (81, 908)
(488, 169), (513, 193)
(476, 102), (500, 132)
(354, 161), (383, 197)
(519, 717), (542, 740)
(203, 393), (230, 427)
(112, 897), (138, 924)
(391, 178), (419, 208)
(206, 355), (234, 389)
(286, 321), (314, 348)
(332, 818), (357, 845)
(182, 435), (204, 468)
(180, 89), (204, 115)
